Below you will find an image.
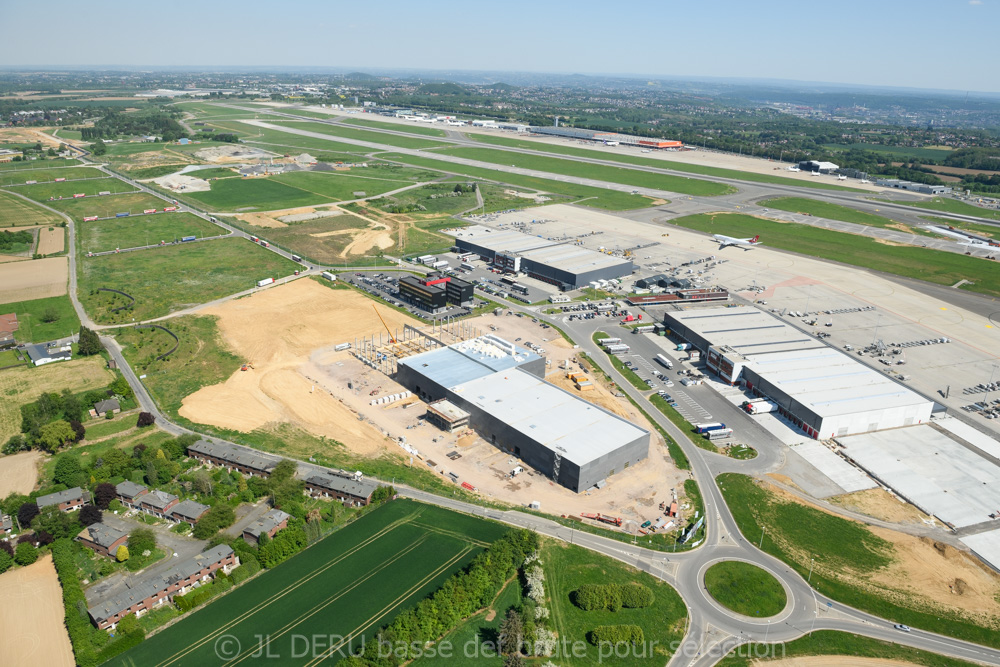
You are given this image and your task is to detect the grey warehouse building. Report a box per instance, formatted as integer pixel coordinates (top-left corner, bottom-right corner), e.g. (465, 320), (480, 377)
(663, 306), (933, 439)
(446, 225), (633, 290)
(396, 336), (649, 491)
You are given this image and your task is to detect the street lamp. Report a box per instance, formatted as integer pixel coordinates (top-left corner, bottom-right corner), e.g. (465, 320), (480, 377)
(808, 558), (815, 583)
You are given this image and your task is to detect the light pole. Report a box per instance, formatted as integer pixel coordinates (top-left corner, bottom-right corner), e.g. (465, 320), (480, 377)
(759, 526), (765, 549)
(808, 558), (815, 583)
(764, 619), (770, 644)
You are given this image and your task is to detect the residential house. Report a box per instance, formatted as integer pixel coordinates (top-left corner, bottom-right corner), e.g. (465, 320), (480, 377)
(115, 481), (149, 509)
(76, 522), (129, 558)
(37, 487), (87, 512)
(187, 440), (280, 478)
(242, 509), (290, 545)
(93, 398), (121, 417)
(304, 472), (378, 507)
(170, 500), (210, 526)
(86, 545), (238, 630)
(137, 490), (179, 519)
(1, 513), (11, 534)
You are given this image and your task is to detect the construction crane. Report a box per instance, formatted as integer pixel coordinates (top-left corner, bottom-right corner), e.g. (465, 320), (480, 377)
(373, 305), (396, 343)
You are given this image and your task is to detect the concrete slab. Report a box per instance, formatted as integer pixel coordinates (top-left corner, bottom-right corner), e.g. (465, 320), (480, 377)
(838, 425), (1000, 528)
(960, 529), (1000, 573)
(778, 448), (848, 499)
(790, 442), (877, 493)
(935, 418), (1000, 461)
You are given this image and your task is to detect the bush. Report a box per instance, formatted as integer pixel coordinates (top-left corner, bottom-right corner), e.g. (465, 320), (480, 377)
(52, 539), (98, 666)
(573, 583), (654, 611)
(14, 541), (37, 566)
(137, 412), (155, 428)
(0, 549), (12, 574)
(95, 630), (145, 663)
(588, 625), (644, 647)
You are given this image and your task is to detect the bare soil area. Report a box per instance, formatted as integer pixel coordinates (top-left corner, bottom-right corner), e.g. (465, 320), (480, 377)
(0, 450), (41, 497)
(0, 127), (61, 147)
(179, 279), (421, 453)
(195, 145), (275, 163)
(0, 256), (68, 303)
(0, 555), (75, 667)
(827, 488), (931, 525)
(37, 226), (64, 254)
(153, 173), (211, 193)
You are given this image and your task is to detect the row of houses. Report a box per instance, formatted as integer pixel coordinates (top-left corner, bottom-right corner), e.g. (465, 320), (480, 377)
(86, 544), (238, 630)
(116, 481), (210, 525)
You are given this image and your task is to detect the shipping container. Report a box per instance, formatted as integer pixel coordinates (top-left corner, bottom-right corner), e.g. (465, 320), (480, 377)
(655, 354), (673, 369)
(83, 216), (99, 222)
(143, 208), (157, 214)
(54, 177), (66, 182)
(115, 212), (129, 218)
(334, 343), (351, 351)
(431, 260), (449, 269)
(321, 271), (337, 281)
(599, 337), (622, 346)
(705, 428), (734, 441)
(24, 180), (37, 185)
(181, 235), (196, 242)
(73, 193), (86, 198)
(98, 191), (110, 196)
(163, 206), (178, 212)
(695, 422), (726, 434)
(256, 277), (275, 287)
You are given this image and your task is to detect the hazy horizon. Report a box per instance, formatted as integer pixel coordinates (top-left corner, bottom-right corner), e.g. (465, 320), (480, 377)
(3, 0), (998, 93)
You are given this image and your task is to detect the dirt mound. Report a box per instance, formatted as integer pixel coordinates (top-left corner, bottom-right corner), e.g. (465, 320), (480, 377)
(153, 173), (211, 193)
(179, 280), (422, 456)
(195, 145), (275, 163)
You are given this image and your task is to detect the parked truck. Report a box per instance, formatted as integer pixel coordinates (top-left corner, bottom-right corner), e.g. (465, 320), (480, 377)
(743, 399), (778, 415)
(676, 343), (691, 351)
(256, 278), (275, 288)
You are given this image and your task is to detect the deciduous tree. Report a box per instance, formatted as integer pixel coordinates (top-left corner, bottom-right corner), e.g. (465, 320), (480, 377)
(79, 505), (102, 526)
(94, 482), (117, 510)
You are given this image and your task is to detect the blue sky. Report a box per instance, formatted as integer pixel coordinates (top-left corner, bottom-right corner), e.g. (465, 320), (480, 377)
(2, 0), (997, 92)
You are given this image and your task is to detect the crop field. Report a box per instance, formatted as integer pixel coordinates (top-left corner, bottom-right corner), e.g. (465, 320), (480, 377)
(381, 153), (655, 211)
(669, 213), (1000, 299)
(79, 212), (226, 253)
(78, 237), (299, 322)
(343, 117), (448, 137)
(471, 134), (863, 193)
(275, 120), (449, 150)
(0, 165), (102, 186)
(429, 145), (733, 197)
(184, 168), (433, 212)
(17, 177), (138, 202)
(112, 500), (507, 667)
(47, 192), (170, 221)
(0, 189), (63, 227)
(0, 157), (80, 171)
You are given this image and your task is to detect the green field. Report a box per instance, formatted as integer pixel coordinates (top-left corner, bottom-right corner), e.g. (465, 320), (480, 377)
(438, 146), (733, 197)
(17, 178), (138, 203)
(704, 561), (786, 617)
(1, 295), (80, 343)
(669, 213), (1000, 299)
(112, 500), (508, 667)
(183, 168), (428, 212)
(276, 119), (449, 150)
(895, 196), (1000, 222)
(544, 539), (687, 666)
(759, 197), (908, 230)
(46, 192), (167, 221)
(207, 121), (371, 155)
(920, 216), (1000, 239)
(0, 157), (80, 171)
(79, 212), (226, 253)
(824, 143), (953, 161)
(81, 412), (139, 440)
(719, 630), (983, 667)
(0, 165), (103, 186)
(224, 212), (373, 265)
(471, 134), (864, 192)
(369, 182), (479, 215)
(343, 116), (448, 137)
(0, 189), (64, 227)
(717, 474), (1000, 649)
(118, 164), (191, 180)
(78, 237), (299, 322)
(381, 153), (656, 211)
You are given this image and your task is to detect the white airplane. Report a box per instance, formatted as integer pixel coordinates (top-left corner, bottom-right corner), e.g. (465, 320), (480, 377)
(810, 170), (821, 176)
(925, 225), (997, 247)
(604, 140), (620, 146)
(860, 178), (870, 184)
(714, 234), (761, 249)
(786, 166), (800, 172)
(837, 174), (847, 181)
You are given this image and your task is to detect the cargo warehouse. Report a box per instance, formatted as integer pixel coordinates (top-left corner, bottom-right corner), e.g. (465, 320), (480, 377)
(447, 225), (633, 290)
(663, 306), (934, 439)
(398, 273), (475, 312)
(396, 336), (649, 491)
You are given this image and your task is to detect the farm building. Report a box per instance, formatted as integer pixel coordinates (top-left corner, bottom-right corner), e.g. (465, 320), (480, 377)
(447, 225), (633, 290)
(86, 545), (238, 630)
(76, 522), (129, 558)
(396, 335), (649, 492)
(25, 343), (72, 366)
(242, 509), (290, 544)
(662, 306), (934, 439)
(37, 487), (87, 512)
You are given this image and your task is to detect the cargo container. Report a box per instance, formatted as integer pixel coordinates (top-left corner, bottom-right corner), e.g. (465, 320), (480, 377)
(655, 354), (673, 369)
(54, 177), (66, 182)
(632, 325), (656, 334)
(115, 212), (129, 218)
(291, 255), (302, 262)
(431, 260), (449, 269)
(743, 399), (778, 415)
(334, 343), (351, 351)
(605, 344), (630, 354)
(143, 208), (157, 214)
(688, 350), (701, 362)
(695, 422), (726, 434)
(73, 193), (86, 198)
(599, 337), (622, 346)
(256, 278), (275, 287)
(163, 206), (178, 212)
(181, 235), (196, 242)
(83, 216), (99, 222)
(321, 271), (337, 281)
(418, 255), (436, 265)
(98, 191), (110, 196)
(24, 180), (37, 185)
(705, 428), (734, 441)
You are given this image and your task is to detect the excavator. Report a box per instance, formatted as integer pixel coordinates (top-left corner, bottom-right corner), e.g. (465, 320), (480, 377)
(240, 362), (255, 372)
(373, 305), (396, 343)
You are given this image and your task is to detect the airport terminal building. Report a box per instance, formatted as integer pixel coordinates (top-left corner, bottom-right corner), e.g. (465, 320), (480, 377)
(447, 225), (633, 290)
(396, 335), (649, 491)
(663, 307), (934, 439)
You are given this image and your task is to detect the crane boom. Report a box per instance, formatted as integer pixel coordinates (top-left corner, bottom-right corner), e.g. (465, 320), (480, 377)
(373, 305), (396, 343)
